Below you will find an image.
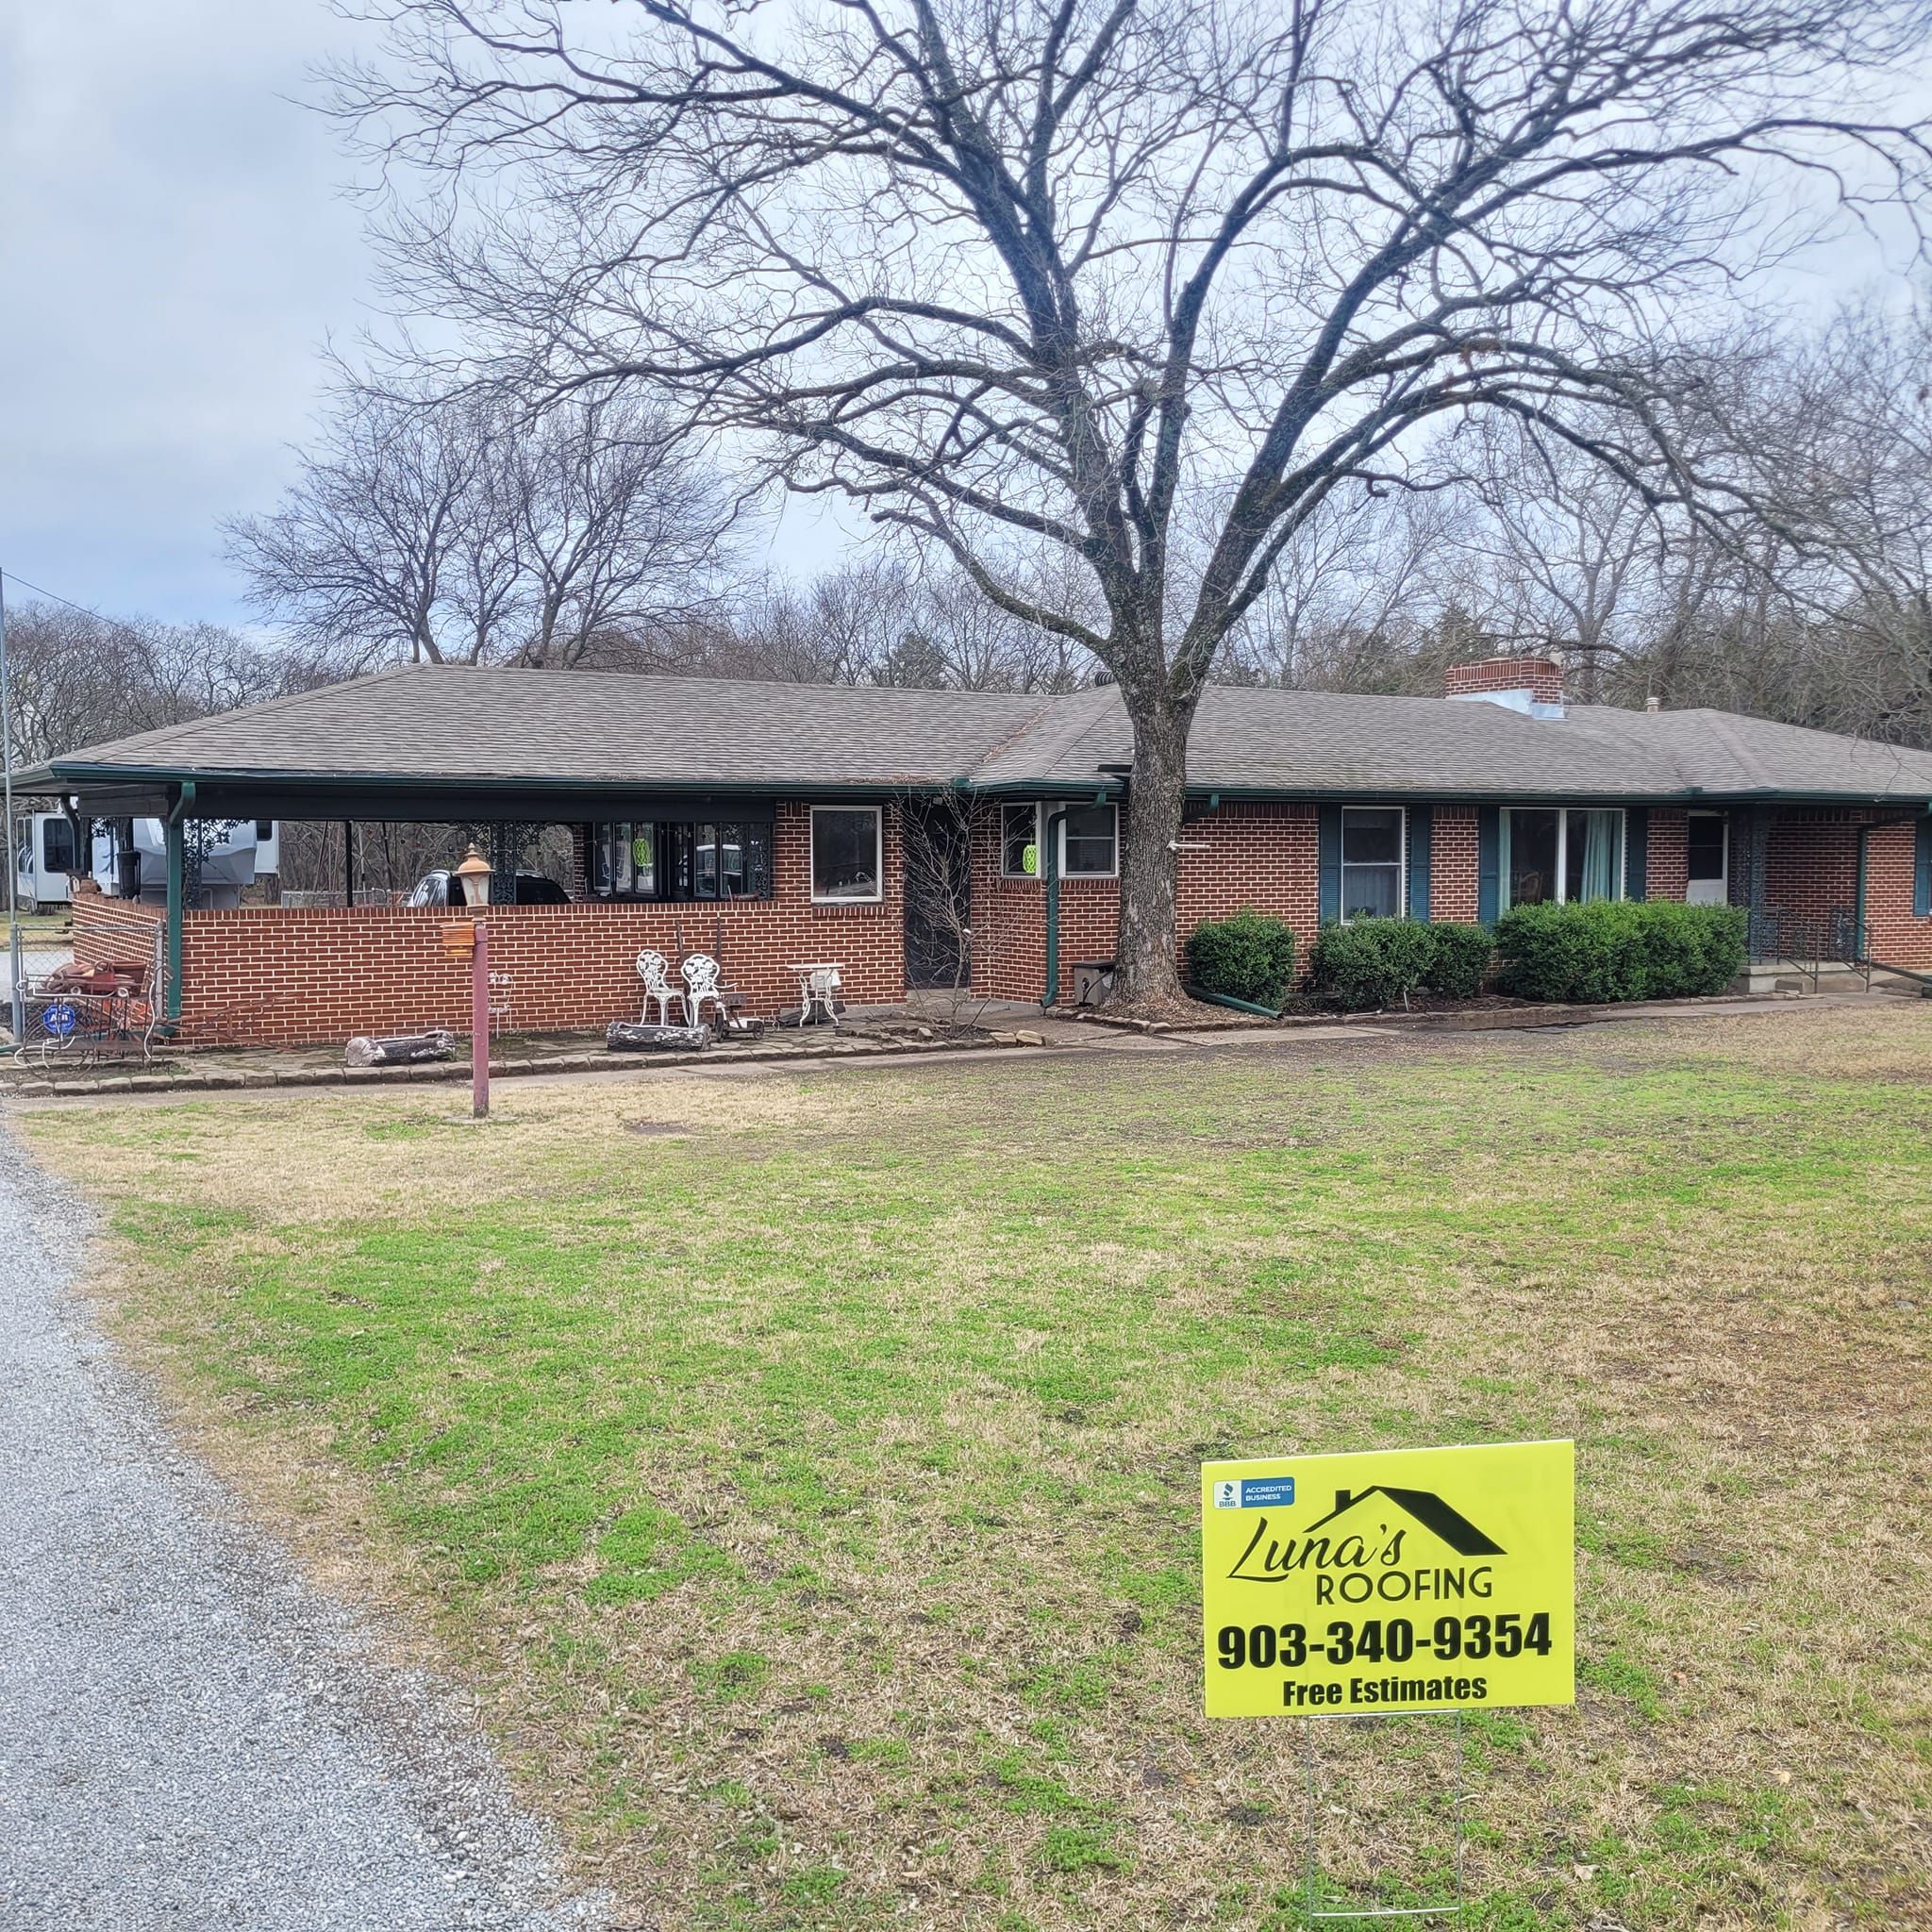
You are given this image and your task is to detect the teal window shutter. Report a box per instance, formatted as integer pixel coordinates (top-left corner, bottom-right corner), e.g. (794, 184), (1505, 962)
(1407, 806), (1432, 920)
(1625, 808), (1649, 902)
(1477, 808), (1500, 925)
(1916, 815), (1932, 918)
(1318, 806), (1341, 924)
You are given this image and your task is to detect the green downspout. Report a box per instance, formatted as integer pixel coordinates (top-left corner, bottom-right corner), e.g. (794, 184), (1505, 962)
(1041, 807), (1068, 1008)
(164, 781), (193, 1024)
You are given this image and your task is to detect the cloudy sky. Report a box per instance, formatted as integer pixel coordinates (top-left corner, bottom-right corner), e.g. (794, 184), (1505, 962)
(0, 3), (393, 626)
(0, 2), (1918, 636)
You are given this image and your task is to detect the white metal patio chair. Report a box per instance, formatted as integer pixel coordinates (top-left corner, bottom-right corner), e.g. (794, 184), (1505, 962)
(680, 952), (729, 1032)
(636, 949), (679, 1025)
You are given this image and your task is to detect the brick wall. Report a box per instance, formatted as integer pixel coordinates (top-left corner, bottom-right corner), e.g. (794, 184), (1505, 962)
(1762, 810), (1859, 925)
(71, 886), (165, 972)
(169, 801), (908, 1046)
(1444, 657), (1564, 706)
(970, 802), (1121, 1001)
(1646, 809), (1689, 901)
(1763, 808), (1932, 968)
(974, 801), (1357, 1000)
(1430, 807), (1480, 922)
(1863, 818), (1932, 967)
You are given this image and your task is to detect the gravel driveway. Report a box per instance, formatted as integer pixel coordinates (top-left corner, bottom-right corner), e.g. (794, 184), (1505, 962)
(0, 1126), (609, 1932)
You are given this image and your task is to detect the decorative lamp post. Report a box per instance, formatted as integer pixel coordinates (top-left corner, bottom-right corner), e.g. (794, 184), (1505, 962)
(454, 843), (492, 908)
(454, 843), (492, 1115)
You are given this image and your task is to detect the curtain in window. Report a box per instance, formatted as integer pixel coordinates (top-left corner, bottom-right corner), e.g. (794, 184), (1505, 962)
(1579, 810), (1620, 903)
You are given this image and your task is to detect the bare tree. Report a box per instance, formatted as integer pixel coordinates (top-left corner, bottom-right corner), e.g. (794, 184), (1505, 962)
(340, 0), (1927, 1001)
(226, 380), (502, 667)
(226, 380), (738, 670)
(5, 603), (278, 767)
(1453, 419), (1668, 702)
(1216, 487), (1481, 690)
(506, 394), (741, 665)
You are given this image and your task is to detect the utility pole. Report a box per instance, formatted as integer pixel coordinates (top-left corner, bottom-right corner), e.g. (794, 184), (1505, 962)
(0, 566), (23, 1043)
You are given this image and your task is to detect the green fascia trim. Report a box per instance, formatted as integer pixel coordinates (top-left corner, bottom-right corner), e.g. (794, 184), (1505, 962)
(40, 758), (1932, 814)
(1175, 785), (1932, 808)
(44, 762), (941, 802)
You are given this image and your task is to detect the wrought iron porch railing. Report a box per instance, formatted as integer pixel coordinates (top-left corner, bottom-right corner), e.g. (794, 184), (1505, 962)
(1746, 904), (1865, 990)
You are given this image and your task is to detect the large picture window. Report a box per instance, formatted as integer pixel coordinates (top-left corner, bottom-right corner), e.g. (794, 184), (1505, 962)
(1001, 804), (1041, 877)
(1341, 807), (1404, 920)
(1502, 808), (1624, 909)
(589, 819), (772, 902)
(1060, 803), (1118, 877)
(811, 806), (883, 903)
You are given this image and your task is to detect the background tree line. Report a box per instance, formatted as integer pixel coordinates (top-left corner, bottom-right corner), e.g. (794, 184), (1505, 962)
(19, 293), (1932, 773)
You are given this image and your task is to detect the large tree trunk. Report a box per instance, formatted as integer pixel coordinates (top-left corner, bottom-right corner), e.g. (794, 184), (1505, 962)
(1110, 692), (1192, 1007)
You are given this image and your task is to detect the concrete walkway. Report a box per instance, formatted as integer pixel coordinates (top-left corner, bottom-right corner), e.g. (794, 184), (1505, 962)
(0, 1128), (606, 1932)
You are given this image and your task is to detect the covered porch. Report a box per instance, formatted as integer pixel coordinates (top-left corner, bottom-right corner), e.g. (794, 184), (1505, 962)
(1653, 802), (1932, 989)
(59, 774), (912, 1048)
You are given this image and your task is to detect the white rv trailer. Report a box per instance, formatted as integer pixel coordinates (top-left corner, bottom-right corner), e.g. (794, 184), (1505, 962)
(91, 818), (279, 909)
(12, 812), (83, 913)
(10, 812), (280, 913)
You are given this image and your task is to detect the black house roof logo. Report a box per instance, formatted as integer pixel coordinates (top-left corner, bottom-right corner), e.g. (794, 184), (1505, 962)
(1305, 1486), (1506, 1557)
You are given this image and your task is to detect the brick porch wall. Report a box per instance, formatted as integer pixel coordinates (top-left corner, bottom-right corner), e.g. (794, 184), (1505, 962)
(70, 886), (166, 970)
(168, 801), (907, 1046)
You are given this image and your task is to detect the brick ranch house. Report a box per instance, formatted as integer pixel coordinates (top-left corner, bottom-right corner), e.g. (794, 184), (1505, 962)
(20, 655), (1932, 1046)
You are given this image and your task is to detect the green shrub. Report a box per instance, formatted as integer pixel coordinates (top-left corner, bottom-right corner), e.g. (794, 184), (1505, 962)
(1186, 908), (1297, 1008)
(1495, 901), (1747, 1003)
(1310, 917), (1439, 1009)
(1309, 918), (1497, 1009)
(1423, 921), (1494, 997)
(1657, 901), (1748, 995)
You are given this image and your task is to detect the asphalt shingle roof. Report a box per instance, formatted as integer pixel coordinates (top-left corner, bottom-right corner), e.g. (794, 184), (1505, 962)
(26, 662), (1932, 805)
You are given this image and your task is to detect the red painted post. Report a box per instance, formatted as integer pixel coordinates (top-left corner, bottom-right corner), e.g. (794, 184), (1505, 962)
(471, 919), (490, 1118)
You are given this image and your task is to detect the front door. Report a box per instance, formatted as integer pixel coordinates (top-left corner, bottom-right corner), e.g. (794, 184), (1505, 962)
(1686, 811), (1728, 906)
(902, 801), (970, 990)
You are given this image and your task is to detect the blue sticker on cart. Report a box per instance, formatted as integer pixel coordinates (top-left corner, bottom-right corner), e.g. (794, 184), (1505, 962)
(43, 1001), (77, 1039)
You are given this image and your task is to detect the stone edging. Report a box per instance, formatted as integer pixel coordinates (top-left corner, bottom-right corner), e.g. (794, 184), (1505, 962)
(0, 1026), (1052, 1100)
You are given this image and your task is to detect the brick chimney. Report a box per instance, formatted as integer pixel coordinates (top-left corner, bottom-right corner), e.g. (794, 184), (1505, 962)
(1443, 655), (1565, 718)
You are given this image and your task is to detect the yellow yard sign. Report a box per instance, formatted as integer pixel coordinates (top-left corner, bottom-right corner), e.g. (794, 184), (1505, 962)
(1202, 1441), (1574, 1718)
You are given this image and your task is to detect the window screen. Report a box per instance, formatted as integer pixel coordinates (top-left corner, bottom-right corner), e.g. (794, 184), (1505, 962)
(811, 808), (883, 901)
(1340, 808), (1403, 920)
(1061, 804), (1117, 876)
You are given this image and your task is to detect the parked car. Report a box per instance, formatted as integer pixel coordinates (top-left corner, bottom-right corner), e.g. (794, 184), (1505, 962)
(403, 869), (571, 908)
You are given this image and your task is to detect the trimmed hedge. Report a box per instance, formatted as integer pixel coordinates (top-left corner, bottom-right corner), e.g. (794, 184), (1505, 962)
(1424, 921), (1496, 998)
(1309, 918), (1496, 1010)
(1186, 908), (1297, 1008)
(1493, 900), (1747, 1003)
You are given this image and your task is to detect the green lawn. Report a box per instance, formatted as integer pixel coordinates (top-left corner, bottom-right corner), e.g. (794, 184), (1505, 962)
(20, 1005), (1932, 1930)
